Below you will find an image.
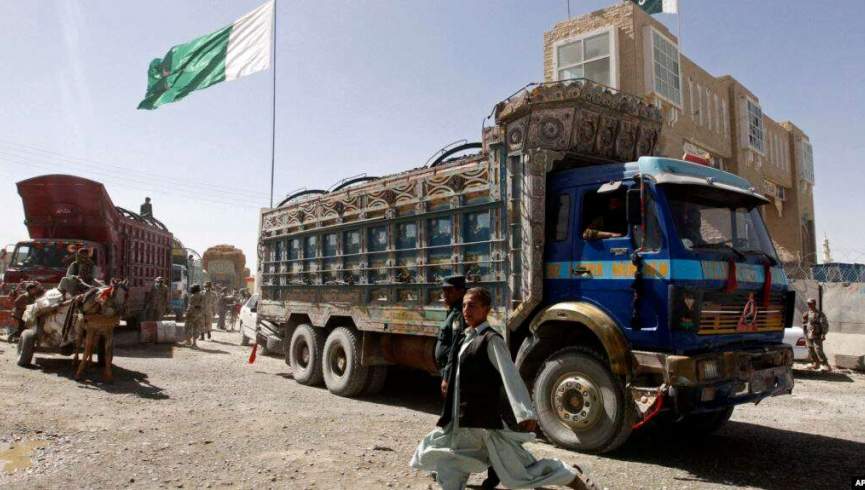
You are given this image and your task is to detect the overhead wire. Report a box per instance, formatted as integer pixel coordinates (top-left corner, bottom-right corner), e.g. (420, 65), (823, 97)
(0, 139), (266, 201)
(0, 154), (266, 210)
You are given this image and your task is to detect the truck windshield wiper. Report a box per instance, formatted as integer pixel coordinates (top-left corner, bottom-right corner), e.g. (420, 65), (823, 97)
(741, 249), (778, 266)
(697, 242), (746, 261)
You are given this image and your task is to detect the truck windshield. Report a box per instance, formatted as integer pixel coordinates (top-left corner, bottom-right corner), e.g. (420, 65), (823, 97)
(664, 184), (778, 261)
(10, 242), (75, 269)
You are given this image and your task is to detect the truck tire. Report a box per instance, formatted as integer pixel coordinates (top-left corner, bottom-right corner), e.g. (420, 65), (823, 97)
(289, 324), (325, 386)
(362, 365), (388, 396)
(17, 329), (37, 367)
(322, 327), (369, 397)
(533, 347), (633, 453)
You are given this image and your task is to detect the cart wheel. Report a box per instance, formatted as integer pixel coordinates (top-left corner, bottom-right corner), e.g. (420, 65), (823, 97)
(17, 329), (37, 367)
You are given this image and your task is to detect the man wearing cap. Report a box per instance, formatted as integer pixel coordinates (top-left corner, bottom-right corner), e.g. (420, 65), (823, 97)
(10, 282), (43, 342)
(142, 277), (169, 322)
(802, 298), (831, 371)
(435, 275), (467, 394)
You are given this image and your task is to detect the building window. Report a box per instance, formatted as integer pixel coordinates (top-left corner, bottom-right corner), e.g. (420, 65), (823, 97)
(706, 88), (713, 131)
(696, 83), (703, 126)
(800, 140), (815, 183)
(721, 100), (729, 137)
(649, 29), (682, 107)
(687, 78), (694, 119)
(554, 29), (614, 87)
(746, 99), (765, 153)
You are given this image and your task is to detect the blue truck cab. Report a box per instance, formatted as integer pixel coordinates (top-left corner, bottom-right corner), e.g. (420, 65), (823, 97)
(515, 155), (794, 453)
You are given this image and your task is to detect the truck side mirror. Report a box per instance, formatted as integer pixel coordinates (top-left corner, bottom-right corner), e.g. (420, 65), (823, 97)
(627, 188), (642, 226)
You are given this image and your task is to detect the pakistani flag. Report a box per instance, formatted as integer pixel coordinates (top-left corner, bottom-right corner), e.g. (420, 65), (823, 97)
(630, 0), (678, 15)
(138, 1), (274, 110)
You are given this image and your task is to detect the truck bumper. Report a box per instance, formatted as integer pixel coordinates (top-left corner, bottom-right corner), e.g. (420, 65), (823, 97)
(632, 345), (794, 414)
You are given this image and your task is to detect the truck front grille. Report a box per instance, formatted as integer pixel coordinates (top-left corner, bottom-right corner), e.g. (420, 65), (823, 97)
(698, 292), (785, 335)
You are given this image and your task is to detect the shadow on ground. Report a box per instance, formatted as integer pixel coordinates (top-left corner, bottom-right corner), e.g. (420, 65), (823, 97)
(113, 343), (174, 359)
(792, 368), (855, 382)
(363, 367), (441, 415)
(609, 420), (864, 489)
(33, 357), (169, 400)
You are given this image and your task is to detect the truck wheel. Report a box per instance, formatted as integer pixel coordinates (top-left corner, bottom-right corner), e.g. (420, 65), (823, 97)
(289, 324), (325, 386)
(17, 329), (37, 367)
(362, 366), (388, 396)
(322, 327), (369, 397)
(533, 347), (633, 453)
(673, 406), (734, 437)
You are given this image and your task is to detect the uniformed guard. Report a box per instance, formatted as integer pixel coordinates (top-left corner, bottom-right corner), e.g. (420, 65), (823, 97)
(435, 275), (467, 395)
(802, 298), (832, 371)
(184, 284), (204, 347)
(201, 281), (217, 340)
(142, 277), (169, 321)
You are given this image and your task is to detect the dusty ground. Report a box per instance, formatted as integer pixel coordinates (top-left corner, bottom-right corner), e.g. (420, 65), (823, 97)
(1, 329), (864, 490)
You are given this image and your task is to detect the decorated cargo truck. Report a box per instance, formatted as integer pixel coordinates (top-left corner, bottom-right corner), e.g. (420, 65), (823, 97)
(257, 80), (795, 453)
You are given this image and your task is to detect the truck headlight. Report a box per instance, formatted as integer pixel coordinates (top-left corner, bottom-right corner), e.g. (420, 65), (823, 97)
(698, 359), (721, 381)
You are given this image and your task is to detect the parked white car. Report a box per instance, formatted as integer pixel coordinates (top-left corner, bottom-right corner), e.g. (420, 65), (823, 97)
(238, 294), (284, 355)
(239, 294), (258, 346)
(783, 326), (809, 362)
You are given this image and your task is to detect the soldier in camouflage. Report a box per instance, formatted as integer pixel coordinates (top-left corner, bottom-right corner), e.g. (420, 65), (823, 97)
(142, 277), (169, 322)
(802, 298), (832, 372)
(184, 284), (204, 347)
(201, 281), (217, 340)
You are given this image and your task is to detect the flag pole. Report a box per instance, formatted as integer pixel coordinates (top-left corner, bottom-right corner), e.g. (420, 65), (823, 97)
(269, 0), (278, 208)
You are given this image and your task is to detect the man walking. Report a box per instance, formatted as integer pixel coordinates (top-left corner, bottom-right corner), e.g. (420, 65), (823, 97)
(433, 276), (499, 490)
(184, 284), (204, 347)
(201, 281), (217, 340)
(803, 298), (832, 371)
(411, 287), (597, 490)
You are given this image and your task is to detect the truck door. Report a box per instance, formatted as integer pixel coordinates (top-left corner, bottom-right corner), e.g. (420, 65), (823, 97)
(572, 181), (666, 339)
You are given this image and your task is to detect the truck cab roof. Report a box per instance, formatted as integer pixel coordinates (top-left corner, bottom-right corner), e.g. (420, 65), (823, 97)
(555, 157), (769, 203)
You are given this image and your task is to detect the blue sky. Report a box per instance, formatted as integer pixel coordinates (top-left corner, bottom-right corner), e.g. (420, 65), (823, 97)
(1, 0), (862, 271)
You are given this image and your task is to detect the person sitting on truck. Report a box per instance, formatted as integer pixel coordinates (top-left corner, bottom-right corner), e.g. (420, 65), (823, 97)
(582, 195), (627, 241)
(411, 287), (597, 490)
(140, 197), (153, 218)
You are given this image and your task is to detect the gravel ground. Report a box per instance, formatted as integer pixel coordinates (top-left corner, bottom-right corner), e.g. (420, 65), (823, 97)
(1, 329), (864, 489)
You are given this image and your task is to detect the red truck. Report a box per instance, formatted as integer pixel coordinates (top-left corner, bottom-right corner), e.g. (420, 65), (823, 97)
(1, 175), (172, 328)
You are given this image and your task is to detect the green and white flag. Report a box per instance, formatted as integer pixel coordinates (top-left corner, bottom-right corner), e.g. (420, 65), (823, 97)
(630, 0), (678, 15)
(138, 1), (274, 110)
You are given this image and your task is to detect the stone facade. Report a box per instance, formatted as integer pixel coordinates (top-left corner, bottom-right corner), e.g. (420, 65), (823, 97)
(543, 2), (817, 266)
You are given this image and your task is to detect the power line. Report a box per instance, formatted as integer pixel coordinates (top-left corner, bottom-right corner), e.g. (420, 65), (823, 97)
(0, 147), (269, 207)
(0, 139), (266, 201)
(0, 156), (265, 210)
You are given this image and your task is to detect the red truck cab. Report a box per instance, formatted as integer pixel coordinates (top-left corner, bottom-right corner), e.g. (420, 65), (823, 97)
(0, 175), (173, 323)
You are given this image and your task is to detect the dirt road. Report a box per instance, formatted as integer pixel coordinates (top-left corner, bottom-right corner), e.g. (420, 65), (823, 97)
(2, 330), (864, 489)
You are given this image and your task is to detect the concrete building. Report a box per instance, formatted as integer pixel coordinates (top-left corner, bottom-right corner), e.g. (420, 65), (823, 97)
(543, 2), (817, 266)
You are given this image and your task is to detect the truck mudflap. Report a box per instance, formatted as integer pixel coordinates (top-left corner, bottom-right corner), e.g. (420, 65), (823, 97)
(630, 344), (794, 418)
